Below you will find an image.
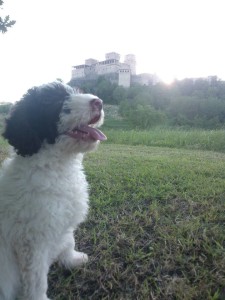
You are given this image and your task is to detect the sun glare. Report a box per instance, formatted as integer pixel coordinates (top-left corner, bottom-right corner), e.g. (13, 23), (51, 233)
(160, 75), (175, 85)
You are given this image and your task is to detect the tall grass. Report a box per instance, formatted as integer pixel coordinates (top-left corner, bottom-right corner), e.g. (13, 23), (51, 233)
(103, 128), (225, 153)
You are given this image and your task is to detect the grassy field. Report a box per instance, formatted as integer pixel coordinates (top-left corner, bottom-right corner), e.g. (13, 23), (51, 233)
(103, 128), (225, 153)
(46, 144), (225, 300)
(0, 109), (225, 299)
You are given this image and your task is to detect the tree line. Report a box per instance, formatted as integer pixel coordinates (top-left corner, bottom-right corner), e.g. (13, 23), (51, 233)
(2, 76), (225, 130)
(69, 76), (225, 129)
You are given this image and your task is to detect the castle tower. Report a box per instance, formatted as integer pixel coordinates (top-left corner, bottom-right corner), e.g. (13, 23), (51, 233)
(118, 68), (131, 88)
(105, 52), (120, 61)
(124, 54), (136, 75)
(85, 58), (98, 66)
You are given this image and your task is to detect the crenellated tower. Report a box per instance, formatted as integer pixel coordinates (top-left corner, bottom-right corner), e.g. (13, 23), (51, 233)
(124, 54), (136, 75)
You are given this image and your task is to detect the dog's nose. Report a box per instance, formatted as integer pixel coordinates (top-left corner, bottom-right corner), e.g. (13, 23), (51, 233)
(91, 98), (103, 111)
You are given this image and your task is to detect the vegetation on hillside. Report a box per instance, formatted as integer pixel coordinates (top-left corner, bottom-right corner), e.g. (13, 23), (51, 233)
(69, 76), (225, 129)
(3, 76), (225, 130)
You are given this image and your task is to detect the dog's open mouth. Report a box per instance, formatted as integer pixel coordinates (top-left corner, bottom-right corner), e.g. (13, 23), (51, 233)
(66, 115), (107, 141)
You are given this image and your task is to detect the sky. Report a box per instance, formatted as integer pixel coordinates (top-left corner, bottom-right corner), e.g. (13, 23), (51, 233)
(0, 0), (225, 102)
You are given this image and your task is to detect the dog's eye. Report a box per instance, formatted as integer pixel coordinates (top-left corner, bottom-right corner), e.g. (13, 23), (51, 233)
(62, 108), (71, 114)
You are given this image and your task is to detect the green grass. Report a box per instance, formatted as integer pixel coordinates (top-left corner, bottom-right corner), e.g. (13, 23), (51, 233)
(104, 128), (225, 153)
(102, 118), (131, 130)
(47, 144), (225, 300)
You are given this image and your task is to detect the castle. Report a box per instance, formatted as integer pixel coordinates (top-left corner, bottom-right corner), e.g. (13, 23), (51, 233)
(71, 52), (159, 88)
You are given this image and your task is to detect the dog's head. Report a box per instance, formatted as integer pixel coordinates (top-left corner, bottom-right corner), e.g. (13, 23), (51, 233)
(2, 82), (106, 156)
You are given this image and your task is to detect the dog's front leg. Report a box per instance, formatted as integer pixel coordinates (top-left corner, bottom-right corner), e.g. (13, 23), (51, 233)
(15, 242), (50, 300)
(57, 228), (88, 268)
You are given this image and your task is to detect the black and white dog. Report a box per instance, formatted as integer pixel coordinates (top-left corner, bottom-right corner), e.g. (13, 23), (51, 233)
(0, 82), (106, 300)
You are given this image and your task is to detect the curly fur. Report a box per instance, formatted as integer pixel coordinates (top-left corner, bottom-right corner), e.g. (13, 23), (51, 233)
(0, 82), (106, 300)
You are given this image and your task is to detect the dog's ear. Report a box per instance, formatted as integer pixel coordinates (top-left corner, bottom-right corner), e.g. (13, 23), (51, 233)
(2, 88), (43, 156)
(2, 83), (71, 157)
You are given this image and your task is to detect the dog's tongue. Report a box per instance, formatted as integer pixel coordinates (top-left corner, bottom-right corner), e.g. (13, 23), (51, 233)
(81, 125), (107, 141)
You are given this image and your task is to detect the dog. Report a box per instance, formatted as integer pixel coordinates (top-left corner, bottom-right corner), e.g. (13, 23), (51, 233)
(0, 82), (106, 300)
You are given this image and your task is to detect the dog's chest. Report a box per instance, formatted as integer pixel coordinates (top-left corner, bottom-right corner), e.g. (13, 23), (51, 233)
(35, 160), (89, 205)
(0, 157), (89, 229)
(41, 162), (89, 226)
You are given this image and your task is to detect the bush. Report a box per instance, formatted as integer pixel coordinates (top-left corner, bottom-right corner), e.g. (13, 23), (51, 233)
(119, 100), (166, 129)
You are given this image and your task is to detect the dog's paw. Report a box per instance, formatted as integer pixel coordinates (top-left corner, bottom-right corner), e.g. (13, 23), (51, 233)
(59, 250), (88, 268)
(72, 251), (88, 267)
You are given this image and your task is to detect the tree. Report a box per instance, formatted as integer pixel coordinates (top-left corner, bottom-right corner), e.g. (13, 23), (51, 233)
(0, 0), (16, 33)
(112, 86), (128, 104)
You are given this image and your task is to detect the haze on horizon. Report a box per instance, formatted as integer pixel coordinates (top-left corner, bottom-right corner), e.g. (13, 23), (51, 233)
(0, 0), (225, 102)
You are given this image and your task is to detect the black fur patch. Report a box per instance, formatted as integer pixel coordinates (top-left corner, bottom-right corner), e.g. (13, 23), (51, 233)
(2, 82), (73, 157)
